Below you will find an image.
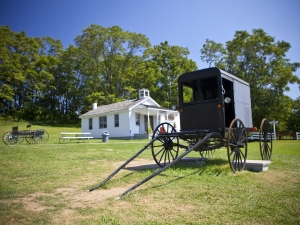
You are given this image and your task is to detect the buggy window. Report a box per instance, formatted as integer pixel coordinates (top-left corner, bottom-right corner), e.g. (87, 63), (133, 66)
(181, 76), (218, 104)
(182, 80), (198, 104)
(199, 76), (218, 101)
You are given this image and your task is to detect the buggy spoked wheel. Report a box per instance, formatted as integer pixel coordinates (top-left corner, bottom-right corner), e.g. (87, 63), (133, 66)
(33, 130), (49, 144)
(151, 123), (179, 167)
(2, 131), (18, 145)
(17, 136), (24, 144)
(227, 118), (248, 173)
(200, 149), (216, 159)
(2, 131), (10, 145)
(259, 118), (272, 160)
(199, 133), (224, 159)
(25, 135), (36, 144)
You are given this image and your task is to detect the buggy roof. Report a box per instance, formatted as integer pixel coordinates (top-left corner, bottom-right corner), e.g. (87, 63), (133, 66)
(178, 67), (249, 87)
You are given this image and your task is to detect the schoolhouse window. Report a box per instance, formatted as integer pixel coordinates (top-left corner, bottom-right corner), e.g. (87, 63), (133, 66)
(99, 116), (107, 128)
(136, 113), (140, 125)
(114, 114), (119, 127)
(89, 118), (93, 130)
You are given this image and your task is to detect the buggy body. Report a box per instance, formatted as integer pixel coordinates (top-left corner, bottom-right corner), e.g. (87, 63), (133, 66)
(178, 67), (253, 136)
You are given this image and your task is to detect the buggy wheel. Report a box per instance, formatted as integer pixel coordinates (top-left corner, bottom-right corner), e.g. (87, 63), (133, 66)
(227, 118), (248, 173)
(33, 130), (49, 144)
(17, 135), (24, 144)
(259, 118), (272, 160)
(151, 123), (179, 167)
(200, 149), (216, 159)
(3, 131), (17, 145)
(199, 132), (224, 159)
(25, 135), (36, 144)
(2, 131), (10, 145)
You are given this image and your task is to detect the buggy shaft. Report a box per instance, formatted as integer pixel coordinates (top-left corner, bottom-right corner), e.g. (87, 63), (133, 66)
(117, 132), (222, 199)
(88, 136), (158, 192)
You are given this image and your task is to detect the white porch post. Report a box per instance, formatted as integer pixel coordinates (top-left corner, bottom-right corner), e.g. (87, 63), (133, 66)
(156, 111), (159, 127)
(269, 120), (278, 140)
(147, 108), (149, 130)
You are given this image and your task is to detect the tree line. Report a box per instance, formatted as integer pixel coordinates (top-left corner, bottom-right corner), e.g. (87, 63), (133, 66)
(0, 25), (299, 131)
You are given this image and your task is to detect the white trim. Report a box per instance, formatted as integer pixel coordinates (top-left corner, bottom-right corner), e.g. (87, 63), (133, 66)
(220, 69), (250, 86)
(130, 97), (160, 110)
(79, 109), (127, 118)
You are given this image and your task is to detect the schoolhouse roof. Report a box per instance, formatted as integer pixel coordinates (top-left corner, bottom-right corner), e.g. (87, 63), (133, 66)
(79, 97), (160, 118)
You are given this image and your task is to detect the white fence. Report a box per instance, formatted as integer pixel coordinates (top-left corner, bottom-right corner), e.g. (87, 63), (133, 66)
(248, 132), (275, 141)
(249, 132), (300, 140)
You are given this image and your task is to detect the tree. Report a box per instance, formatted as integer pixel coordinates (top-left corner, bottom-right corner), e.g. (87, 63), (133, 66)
(0, 26), (18, 115)
(27, 36), (63, 121)
(287, 98), (300, 132)
(74, 24), (151, 111)
(0, 26), (68, 121)
(200, 29), (300, 127)
(200, 39), (226, 67)
(0, 26), (52, 120)
(148, 41), (198, 108)
(53, 44), (84, 121)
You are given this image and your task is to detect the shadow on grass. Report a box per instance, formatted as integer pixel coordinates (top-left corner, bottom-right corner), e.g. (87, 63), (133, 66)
(95, 157), (230, 191)
(147, 158), (230, 189)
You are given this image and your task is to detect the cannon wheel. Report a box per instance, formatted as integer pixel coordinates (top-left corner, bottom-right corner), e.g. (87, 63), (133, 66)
(151, 122), (179, 167)
(227, 118), (248, 173)
(2, 131), (19, 145)
(259, 118), (272, 160)
(33, 130), (49, 144)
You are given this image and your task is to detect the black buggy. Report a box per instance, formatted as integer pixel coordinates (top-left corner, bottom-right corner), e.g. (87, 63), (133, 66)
(89, 67), (273, 197)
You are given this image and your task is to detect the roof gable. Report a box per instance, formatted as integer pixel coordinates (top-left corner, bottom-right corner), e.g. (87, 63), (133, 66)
(79, 97), (160, 118)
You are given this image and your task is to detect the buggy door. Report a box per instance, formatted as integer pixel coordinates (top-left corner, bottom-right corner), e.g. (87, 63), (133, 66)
(179, 73), (224, 133)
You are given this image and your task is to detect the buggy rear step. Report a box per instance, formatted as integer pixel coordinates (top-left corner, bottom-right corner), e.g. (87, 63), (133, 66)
(89, 132), (222, 199)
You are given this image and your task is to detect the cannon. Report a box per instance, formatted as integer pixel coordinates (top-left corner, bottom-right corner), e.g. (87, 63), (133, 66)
(89, 67), (273, 198)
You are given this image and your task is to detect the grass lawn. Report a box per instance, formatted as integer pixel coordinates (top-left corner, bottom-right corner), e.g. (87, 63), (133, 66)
(0, 122), (299, 224)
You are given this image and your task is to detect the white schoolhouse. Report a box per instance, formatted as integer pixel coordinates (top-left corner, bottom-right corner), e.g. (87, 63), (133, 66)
(79, 89), (180, 139)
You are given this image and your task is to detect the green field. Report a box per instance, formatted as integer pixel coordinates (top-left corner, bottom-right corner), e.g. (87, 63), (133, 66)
(0, 122), (299, 224)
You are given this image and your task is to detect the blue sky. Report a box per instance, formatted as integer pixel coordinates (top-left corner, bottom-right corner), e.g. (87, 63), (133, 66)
(1, 0), (299, 99)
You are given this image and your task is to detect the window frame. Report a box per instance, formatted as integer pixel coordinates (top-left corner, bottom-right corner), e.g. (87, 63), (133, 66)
(114, 114), (119, 127)
(99, 116), (107, 129)
(181, 76), (219, 105)
(89, 118), (93, 130)
(135, 113), (140, 125)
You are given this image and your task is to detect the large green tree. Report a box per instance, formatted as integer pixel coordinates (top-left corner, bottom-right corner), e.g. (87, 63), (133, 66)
(287, 97), (300, 132)
(0, 26), (59, 121)
(74, 25), (151, 110)
(53, 44), (83, 121)
(148, 41), (198, 108)
(200, 29), (300, 127)
(1, 25), (200, 122)
(200, 39), (226, 67)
